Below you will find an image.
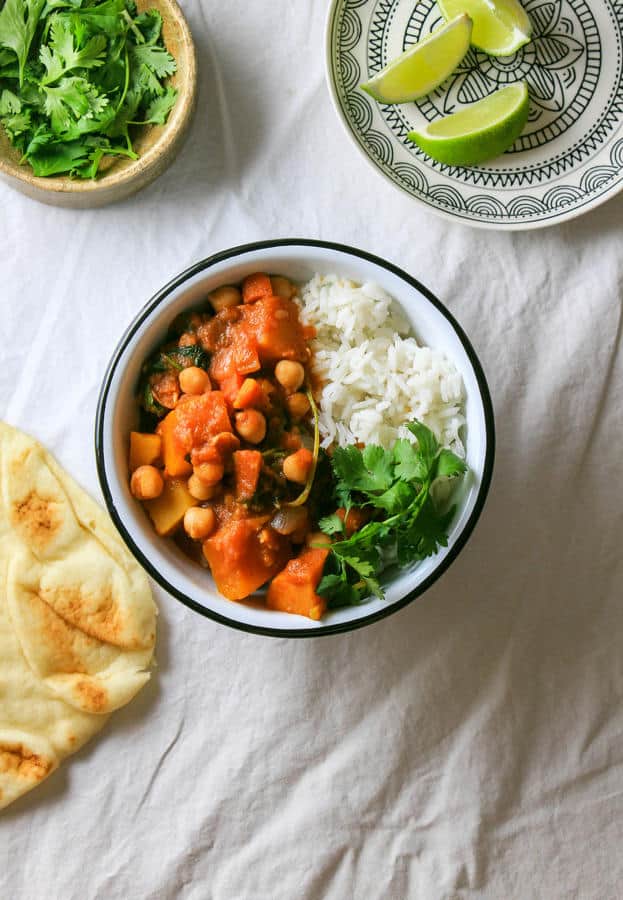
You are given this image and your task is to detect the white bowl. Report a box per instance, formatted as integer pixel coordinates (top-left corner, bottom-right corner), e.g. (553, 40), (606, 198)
(95, 240), (495, 637)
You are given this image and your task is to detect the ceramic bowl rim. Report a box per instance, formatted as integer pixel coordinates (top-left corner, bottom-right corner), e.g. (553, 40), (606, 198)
(95, 238), (496, 638)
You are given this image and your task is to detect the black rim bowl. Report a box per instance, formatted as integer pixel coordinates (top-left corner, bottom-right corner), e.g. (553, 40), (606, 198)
(95, 239), (496, 638)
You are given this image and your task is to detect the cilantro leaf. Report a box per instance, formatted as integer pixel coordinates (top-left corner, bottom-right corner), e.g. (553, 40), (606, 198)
(40, 17), (106, 84)
(392, 438), (427, 482)
(42, 75), (108, 134)
(317, 575), (361, 609)
(319, 420), (467, 605)
(372, 479), (415, 514)
(435, 448), (467, 479)
(0, 0), (46, 84)
(143, 85), (176, 124)
(0, 87), (21, 113)
(1, 108), (30, 137)
(133, 8), (161, 44)
(131, 42), (175, 78)
(26, 136), (90, 174)
(331, 443), (394, 505)
(406, 420), (438, 469)
(318, 513), (345, 536)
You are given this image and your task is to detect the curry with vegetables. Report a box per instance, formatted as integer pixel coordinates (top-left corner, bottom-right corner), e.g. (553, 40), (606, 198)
(128, 272), (467, 619)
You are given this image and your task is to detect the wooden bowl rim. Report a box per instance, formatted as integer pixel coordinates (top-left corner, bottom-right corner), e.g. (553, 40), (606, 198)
(0, 0), (196, 196)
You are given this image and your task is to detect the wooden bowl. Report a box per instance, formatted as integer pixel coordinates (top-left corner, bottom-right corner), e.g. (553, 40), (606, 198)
(0, 0), (197, 208)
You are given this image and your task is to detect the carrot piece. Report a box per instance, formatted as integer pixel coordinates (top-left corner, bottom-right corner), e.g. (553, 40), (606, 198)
(233, 378), (266, 410)
(233, 450), (263, 500)
(266, 548), (329, 619)
(242, 272), (273, 304)
(218, 372), (246, 408)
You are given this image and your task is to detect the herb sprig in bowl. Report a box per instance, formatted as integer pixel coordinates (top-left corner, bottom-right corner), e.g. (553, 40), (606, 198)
(0, 0), (178, 178)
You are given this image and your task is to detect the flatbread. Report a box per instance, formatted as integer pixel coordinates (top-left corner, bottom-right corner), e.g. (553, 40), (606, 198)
(0, 422), (156, 810)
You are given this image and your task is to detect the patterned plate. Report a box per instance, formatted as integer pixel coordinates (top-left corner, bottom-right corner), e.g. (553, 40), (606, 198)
(326, 0), (623, 229)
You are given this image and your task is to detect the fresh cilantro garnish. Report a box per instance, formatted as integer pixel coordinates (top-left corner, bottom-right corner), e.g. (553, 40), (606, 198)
(0, 0), (178, 177)
(317, 421), (467, 608)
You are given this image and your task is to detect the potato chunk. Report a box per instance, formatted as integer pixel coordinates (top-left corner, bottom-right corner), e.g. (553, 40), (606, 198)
(129, 432), (162, 472)
(144, 478), (197, 536)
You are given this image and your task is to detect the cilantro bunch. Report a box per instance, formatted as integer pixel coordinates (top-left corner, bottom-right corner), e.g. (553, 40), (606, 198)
(0, 0), (177, 178)
(317, 421), (467, 608)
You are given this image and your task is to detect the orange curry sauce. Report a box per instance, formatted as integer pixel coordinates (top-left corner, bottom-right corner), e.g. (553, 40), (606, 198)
(128, 273), (334, 620)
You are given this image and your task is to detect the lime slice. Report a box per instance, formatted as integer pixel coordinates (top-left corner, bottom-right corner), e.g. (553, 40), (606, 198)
(408, 82), (529, 166)
(360, 14), (472, 104)
(438, 0), (532, 56)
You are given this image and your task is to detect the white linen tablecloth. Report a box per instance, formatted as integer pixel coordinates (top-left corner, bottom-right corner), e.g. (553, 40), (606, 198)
(1, 2), (623, 897)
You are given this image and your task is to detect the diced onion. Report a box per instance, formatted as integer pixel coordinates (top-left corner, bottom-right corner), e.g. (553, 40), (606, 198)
(270, 507), (308, 535)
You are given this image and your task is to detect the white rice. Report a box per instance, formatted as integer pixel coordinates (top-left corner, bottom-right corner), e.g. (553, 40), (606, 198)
(297, 274), (466, 455)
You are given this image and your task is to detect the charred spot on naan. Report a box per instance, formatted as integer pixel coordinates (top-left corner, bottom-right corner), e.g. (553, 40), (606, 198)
(38, 584), (155, 651)
(11, 491), (62, 550)
(74, 679), (108, 714)
(25, 590), (90, 675)
(0, 741), (56, 783)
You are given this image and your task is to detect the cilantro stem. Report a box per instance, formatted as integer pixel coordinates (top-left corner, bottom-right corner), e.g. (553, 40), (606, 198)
(285, 387), (320, 508)
(122, 9), (145, 44)
(117, 44), (131, 114)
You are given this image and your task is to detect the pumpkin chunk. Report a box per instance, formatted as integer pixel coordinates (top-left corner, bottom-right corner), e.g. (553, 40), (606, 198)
(242, 272), (273, 304)
(203, 518), (290, 600)
(157, 411), (192, 478)
(243, 296), (309, 364)
(266, 547), (329, 619)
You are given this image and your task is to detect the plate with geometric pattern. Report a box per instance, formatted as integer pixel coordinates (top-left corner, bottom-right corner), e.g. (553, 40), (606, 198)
(326, 0), (623, 229)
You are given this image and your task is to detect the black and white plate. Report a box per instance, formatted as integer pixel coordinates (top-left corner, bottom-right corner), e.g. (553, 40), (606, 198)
(326, 0), (623, 229)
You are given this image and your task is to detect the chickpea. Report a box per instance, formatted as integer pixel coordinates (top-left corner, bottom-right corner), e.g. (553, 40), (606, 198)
(183, 506), (216, 541)
(275, 360), (305, 393)
(130, 465), (164, 500)
(179, 366), (211, 395)
(286, 392), (310, 419)
(188, 474), (219, 501)
(208, 285), (242, 312)
(193, 462), (225, 485)
(305, 531), (332, 549)
(283, 448), (313, 485)
(271, 275), (295, 299)
(235, 409), (266, 444)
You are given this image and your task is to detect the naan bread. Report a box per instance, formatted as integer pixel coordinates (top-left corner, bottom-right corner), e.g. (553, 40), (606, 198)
(0, 423), (156, 810)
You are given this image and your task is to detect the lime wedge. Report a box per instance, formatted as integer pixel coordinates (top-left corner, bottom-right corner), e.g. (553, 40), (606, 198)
(408, 82), (529, 166)
(360, 14), (472, 104)
(438, 0), (532, 55)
